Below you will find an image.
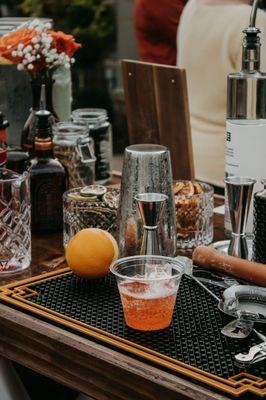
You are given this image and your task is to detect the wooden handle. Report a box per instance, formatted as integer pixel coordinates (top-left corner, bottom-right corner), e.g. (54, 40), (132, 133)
(192, 246), (266, 287)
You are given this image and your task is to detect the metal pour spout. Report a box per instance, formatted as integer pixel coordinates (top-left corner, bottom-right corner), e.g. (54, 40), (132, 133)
(135, 193), (168, 255)
(250, 0), (259, 28)
(225, 177), (256, 259)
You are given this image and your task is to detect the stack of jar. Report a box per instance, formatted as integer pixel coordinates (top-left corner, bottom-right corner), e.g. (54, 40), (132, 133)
(52, 108), (112, 187)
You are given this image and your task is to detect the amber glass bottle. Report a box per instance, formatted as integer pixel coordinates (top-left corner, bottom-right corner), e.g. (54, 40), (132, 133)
(29, 110), (66, 233)
(21, 80), (58, 157)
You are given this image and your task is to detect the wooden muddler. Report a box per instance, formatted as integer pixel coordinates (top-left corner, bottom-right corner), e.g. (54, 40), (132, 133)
(192, 246), (266, 287)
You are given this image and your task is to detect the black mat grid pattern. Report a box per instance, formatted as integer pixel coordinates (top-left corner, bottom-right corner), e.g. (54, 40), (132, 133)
(28, 273), (265, 380)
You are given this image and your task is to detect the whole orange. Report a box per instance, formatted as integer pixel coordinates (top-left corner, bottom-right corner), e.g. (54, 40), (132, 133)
(66, 228), (119, 279)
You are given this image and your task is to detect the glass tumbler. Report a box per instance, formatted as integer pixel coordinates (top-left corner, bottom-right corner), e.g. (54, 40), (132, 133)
(63, 187), (119, 247)
(0, 169), (31, 274)
(110, 255), (184, 331)
(118, 144), (177, 257)
(174, 181), (214, 249)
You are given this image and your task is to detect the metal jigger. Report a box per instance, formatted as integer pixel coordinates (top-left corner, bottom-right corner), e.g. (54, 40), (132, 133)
(225, 177), (256, 259)
(135, 193), (168, 255)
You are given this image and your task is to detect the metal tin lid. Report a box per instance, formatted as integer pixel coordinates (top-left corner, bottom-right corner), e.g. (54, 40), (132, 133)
(67, 185), (107, 202)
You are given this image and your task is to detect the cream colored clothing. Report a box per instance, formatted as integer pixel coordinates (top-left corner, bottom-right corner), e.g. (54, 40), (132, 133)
(177, 0), (266, 187)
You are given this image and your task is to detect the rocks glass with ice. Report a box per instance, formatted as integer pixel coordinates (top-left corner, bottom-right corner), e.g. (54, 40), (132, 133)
(0, 169), (31, 273)
(110, 255), (184, 331)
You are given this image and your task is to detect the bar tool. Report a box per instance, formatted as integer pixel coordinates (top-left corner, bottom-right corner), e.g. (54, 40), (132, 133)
(136, 193), (167, 255)
(177, 257), (265, 339)
(235, 333), (266, 367)
(225, 177), (256, 259)
(193, 270), (239, 289)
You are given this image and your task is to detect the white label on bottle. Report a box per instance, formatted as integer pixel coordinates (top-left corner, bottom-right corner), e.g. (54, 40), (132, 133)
(225, 119), (266, 233)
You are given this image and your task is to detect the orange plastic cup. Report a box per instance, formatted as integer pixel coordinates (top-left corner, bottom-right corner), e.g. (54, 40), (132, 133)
(110, 255), (184, 331)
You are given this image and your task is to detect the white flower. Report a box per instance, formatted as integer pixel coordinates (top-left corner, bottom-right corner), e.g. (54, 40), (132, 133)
(27, 63), (34, 70)
(11, 51), (17, 57)
(17, 51), (23, 57)
(17, 63), (24, 71)
(17, 43), (24, 51)
(70, 58), (75, 64)
(64, 62), (70, 69)
(36, 54), (41, 59)
(30, 19), (40, 27)
(41, 33), (51, 44)
(22, 59), (28, 65)
(34, 44), (40, 50)
(44, 22), (52, 30)
(31, 37), (38, 44)
(27, 55), (35, 62)
(23, 45), (33, 54)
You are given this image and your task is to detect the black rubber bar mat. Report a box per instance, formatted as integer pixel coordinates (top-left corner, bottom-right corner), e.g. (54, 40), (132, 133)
(0, 268), (265, 397)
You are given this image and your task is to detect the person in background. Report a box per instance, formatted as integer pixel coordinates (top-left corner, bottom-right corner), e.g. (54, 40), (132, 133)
(177, 0), (266, 191)
(135, 0), (187, 65)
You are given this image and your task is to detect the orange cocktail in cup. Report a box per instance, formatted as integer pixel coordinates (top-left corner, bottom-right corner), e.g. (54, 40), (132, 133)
(110, 256), (184, 331)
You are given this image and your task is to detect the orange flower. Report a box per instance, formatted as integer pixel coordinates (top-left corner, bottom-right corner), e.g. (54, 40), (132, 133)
(0, 27), (37, 63)
(0, 23), (81, 73)
(48, 30), (81, 58)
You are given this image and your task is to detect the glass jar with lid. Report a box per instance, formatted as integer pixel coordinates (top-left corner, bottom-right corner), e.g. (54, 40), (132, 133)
(71, 108), (112, 184)
(52, 122), (96, 189)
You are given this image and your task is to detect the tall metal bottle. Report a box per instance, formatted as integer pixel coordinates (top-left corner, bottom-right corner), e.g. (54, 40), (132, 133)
(225, 0), (266, 233)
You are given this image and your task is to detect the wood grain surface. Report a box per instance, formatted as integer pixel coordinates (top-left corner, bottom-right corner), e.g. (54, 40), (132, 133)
(0, 303), (230, 400)
(122, 60), (194, 180)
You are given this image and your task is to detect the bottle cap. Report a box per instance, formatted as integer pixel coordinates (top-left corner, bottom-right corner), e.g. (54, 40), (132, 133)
(36, 110), (51, 130)
(0, 112), (9, 130)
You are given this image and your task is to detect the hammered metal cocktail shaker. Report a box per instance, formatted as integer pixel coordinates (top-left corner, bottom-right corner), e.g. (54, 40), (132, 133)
(118, 144), (176, 257)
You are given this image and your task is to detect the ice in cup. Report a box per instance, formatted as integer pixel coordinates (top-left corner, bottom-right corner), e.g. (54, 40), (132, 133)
(110, 256), (184, 331)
